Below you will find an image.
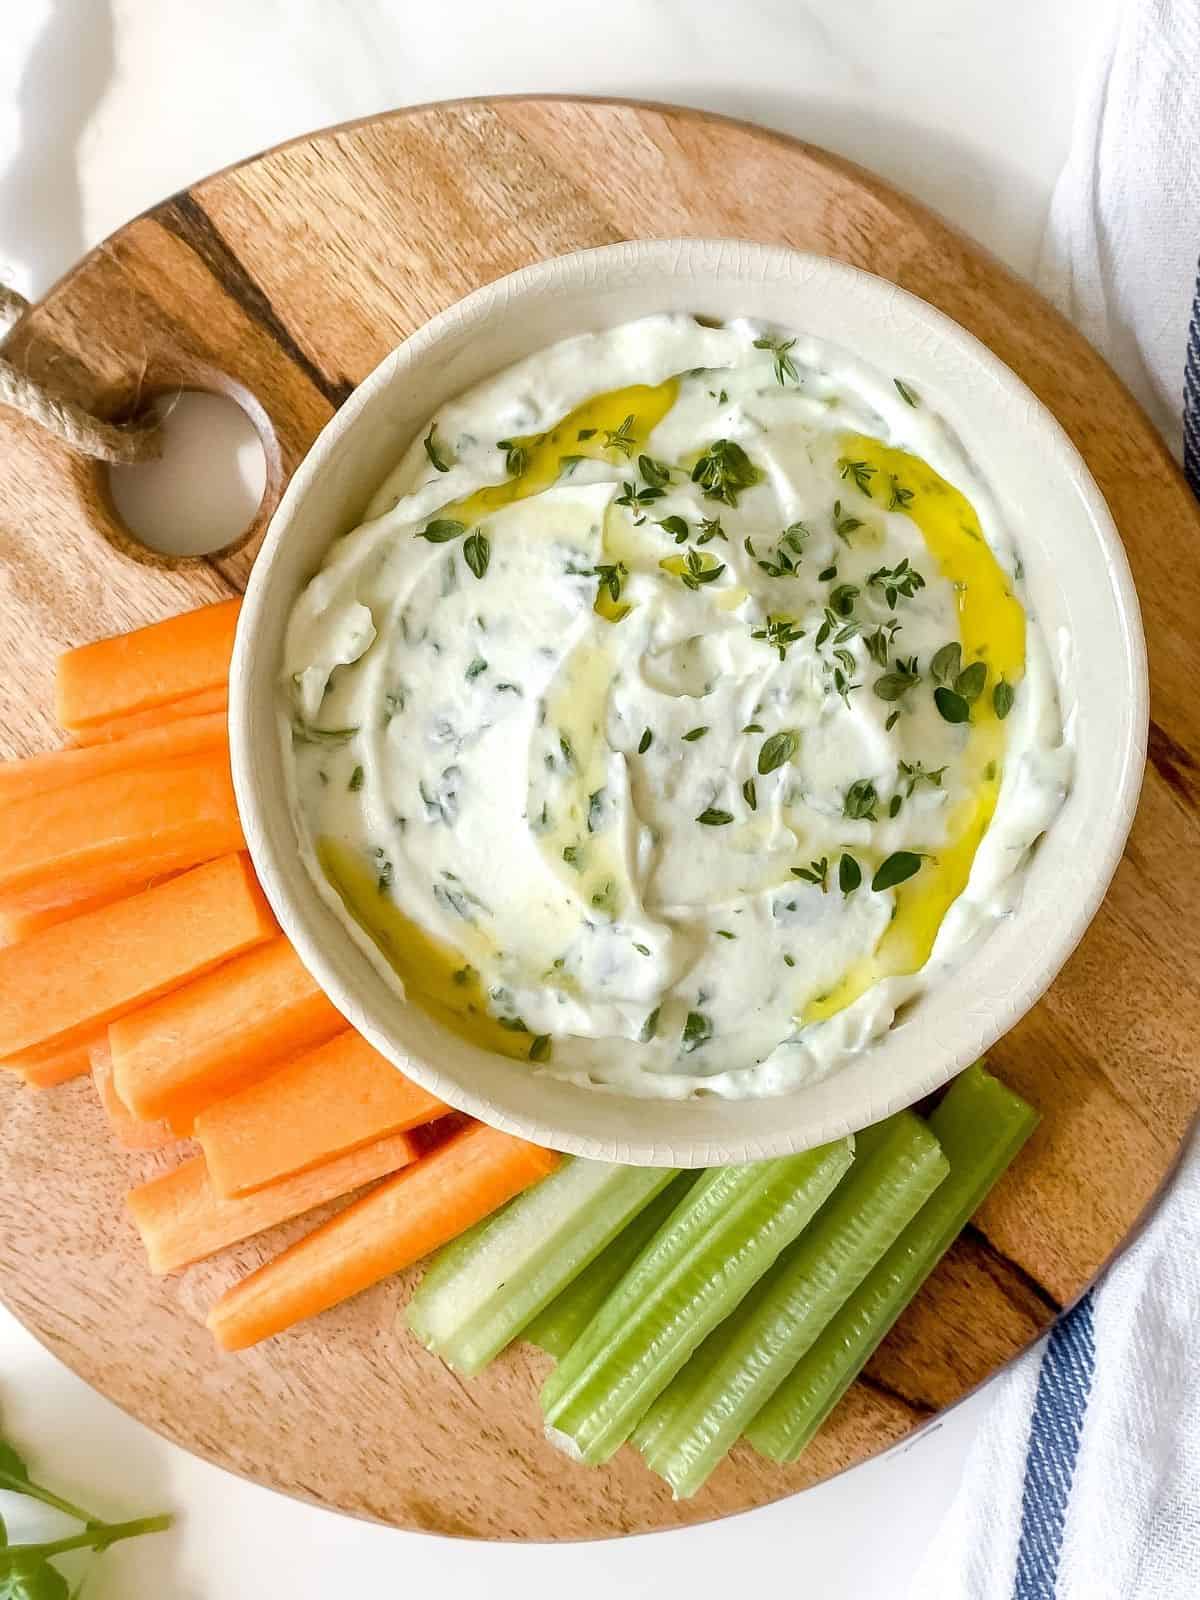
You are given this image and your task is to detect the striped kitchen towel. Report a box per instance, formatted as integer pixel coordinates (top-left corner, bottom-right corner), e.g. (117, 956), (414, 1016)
(911, 2), (1200, 1596)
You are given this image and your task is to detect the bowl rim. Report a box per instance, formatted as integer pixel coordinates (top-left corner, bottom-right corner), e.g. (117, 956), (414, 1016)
(230, 237), (1148, 1164)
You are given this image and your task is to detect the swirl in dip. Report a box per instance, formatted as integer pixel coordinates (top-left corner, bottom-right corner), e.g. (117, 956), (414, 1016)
(281, 314), (1071, 1099)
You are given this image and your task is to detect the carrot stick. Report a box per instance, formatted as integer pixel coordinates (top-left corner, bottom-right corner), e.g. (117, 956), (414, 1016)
(0, 854), (275, 1061)
(0, 712), (227, 807)
(195, 1030), (448, 1197)
(89, 1039), (175, 1151)
(0, 755), (242, 913)
(128, 1132), (423, 1275)
(72, 687), (228, 747)
(207, 1123), (560, 1350)
(2, 1034), (100, 1088)
(110, 936), (345, 1131)
(0, 881), (169, 947)
(55, 598), (240, 733)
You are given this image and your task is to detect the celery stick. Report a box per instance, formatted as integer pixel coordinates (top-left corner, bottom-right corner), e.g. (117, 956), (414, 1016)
(635, 1111), (947, 1497)
(524, 1174), (699, 1359)
(747, 1062), (1038, 1463)
(407, 1156), (678, 1375)
(540, 1138), (854, 1464)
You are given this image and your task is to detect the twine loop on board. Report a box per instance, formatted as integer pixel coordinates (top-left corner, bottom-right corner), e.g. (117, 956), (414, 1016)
(0, 280), (162, 464)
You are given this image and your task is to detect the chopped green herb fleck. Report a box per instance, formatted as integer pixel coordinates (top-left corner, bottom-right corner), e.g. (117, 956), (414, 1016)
(639, 1006), (661, 1042)
(348, 765), (365, 792)
(681, 1010), (713, 1052)
(633, 942), (652, 957)
(894, 377), (920, 407)
(466, 656), (488, 681)
(682, 726), (709, 742)
(562, 844), (583, 869)
(716, 929), (737, 940)
(638, 727), (653, 754)
(529, 1034), (552, 1062)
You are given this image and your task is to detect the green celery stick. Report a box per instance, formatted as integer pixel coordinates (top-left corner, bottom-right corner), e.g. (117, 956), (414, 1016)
(635, 1110), (947, 1497)
(540, 1138), (854, 1464)
(747, 1062), (1038, 1463)
(524, 1174), (699, 1359)
(407, 1156), (678, 1375)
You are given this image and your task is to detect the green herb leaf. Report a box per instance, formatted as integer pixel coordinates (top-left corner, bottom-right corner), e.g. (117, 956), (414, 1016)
(742, 722), (764, 734)
(750, 614), (805, 660)
(682, 726), (709, 742)
(758, 729), (799, 775)
(843, 778), (878, 821)
(465, 656), (488, 681)
(867, 558), (926, 608)
(496, 437), (529, 477)
(292, 721), (360, 747)
(696, 516), (727, 545)
(690, 439), (762, 506)
(638, 454), (673, 489)
(616, 479), (665, 518)
(715, 929), (737, 940)
(955, 660), (988, 702)
(638, 727), (653, 754)
(602, 414), (638, 457)
(994, 677), (1015, 719)
(792, 856), (829, 892)
(753, 333), (800, 385)
(873, 655), (921, 701)
(828, 582), (860, 618)
(639, 1006), (661, 1042)
(839, 853), (862, 896)
(577, 427), (598, 440)
(934, 686), (971, 724)
(418, 518), (466, 543)
(889, 794), (902, 818)
(818, 564), (838, 582)
(742, 778), (757, 811)
(887, 476), (915, 511)
(348, 765), (364, 792)
(529, 1034), (552, 1063)
(832, 499), (864, 543)
(899, 759), (948, 796)
(587, 788), (608, 832)
(931, 642), (963, 684)
(838, 459), (876, 496)
(894, 378), (920, 407)
(592, 560), (628, 604)
(865, 620), (901, 668)
(872, 851), (926, 892)
(681, 1010), (713, 1052)
(657, 515), (690, 543)
(423, 424), (451, 472)
(463, 529), (490, 580)
(696, 807), (734, 826)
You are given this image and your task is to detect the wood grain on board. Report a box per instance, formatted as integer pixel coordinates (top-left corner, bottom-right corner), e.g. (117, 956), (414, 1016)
(0, 97), (1195, 1540)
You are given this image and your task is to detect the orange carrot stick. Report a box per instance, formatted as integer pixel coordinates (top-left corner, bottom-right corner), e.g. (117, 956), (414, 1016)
(128, 1132), (423, 1275)
(55, 598), (240, 733)
(110, 936), (345, 1131)
(0, 712), (227, 807)
(207, 1123), (560, 1351)
(0, 854), (275, 1061)
(195, 1030), (448, 1197)
(89, 1039), (175, 1151)
(0, 882), (168, 947)
(72, 687), (228, 747)
(2, 1034), (100, 1088)
(0, 755), (242, 913)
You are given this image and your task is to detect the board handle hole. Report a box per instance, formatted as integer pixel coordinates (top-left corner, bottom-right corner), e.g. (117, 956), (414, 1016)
(106, 389), (269, 561)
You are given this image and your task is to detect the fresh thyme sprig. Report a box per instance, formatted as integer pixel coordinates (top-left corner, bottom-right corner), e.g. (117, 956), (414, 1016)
(603, 414), (638, 457)
(753, 333), (800, 385)
(867, 559), (925, 607)
(691, 439), (762, 506)
(838, 459), (876, 496)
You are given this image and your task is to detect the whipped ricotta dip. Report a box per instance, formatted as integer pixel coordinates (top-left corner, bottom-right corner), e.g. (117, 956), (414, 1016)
(281, 313), (1072, 1099)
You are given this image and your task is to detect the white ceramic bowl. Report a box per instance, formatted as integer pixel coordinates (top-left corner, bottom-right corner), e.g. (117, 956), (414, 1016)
(230, 239), (1147, 1166)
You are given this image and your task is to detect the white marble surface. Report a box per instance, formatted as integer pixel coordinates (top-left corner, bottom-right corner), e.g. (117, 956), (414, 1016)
(0, 1), (1114, 1594)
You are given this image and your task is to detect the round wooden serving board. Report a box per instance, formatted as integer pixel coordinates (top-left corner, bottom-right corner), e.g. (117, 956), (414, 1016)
(0, 98), (1197, 1541)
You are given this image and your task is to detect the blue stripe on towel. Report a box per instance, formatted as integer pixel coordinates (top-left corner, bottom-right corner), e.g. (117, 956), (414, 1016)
(1012, 1291), (1097, 1600)
(1185, 254), (1200, 497)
